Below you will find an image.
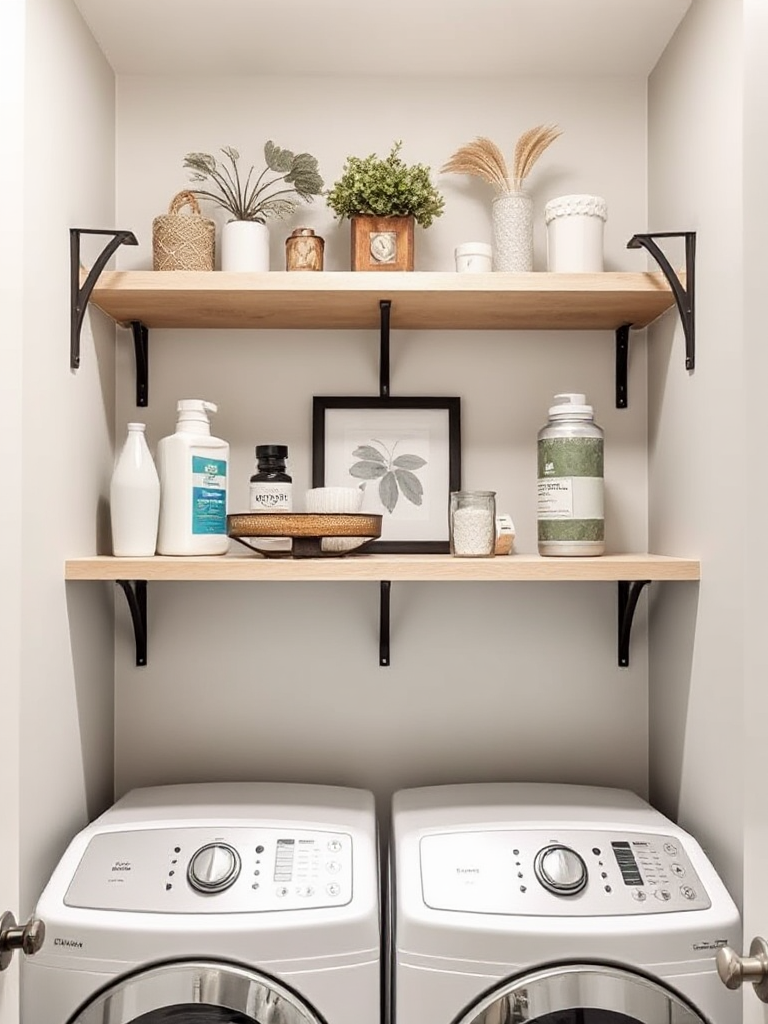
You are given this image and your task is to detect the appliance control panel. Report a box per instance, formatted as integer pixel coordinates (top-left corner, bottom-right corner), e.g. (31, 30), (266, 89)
(419, 829), (711, 916)
(65, 827), (353, 913)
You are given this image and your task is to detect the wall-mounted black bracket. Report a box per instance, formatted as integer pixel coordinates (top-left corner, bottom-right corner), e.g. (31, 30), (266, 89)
(615, 324), (632, 409)
(70, 228), (138, 372)
(627, 231), (696, 371)
(116, 579), (147, 667)
(130, 321), (150, 407)
(618, 580), (651, 668)
(379, 300), (391, 398)
(380, 580), (391, 667)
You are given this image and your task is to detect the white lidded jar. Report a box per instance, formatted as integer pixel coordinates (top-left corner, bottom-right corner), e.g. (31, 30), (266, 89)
(110, 423), (160, 556)
(537, 393), (604, 556)
(544, 194), (607, 272)
(156, 400), (230, 555)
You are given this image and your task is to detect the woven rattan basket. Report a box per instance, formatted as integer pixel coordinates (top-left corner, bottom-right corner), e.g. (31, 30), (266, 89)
(152, 190), (215, 271)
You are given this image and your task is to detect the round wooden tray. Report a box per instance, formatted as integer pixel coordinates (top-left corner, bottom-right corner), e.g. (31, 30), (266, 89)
(226, 512), (382, 558)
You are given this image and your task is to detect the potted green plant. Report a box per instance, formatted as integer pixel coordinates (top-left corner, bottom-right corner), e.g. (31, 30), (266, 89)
(325, 141), (445, 271)
(184, 143), (324, 271)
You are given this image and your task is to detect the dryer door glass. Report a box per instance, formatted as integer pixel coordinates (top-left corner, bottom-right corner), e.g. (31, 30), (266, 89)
(454, 963), (709, 1024)
(65, 960), (325, 1024)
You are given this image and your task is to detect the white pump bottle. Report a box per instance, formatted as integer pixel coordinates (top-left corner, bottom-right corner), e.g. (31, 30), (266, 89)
(156, 400), (230, 555)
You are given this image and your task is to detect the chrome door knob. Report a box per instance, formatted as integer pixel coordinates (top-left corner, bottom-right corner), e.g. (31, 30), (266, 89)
(187, 843), (241, 893)
(716, 937), (768, 1002)
(0, 911), (46, 972)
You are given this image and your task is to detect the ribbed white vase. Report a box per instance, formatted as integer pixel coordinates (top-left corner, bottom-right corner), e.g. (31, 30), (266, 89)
(221, 220), (270, 271)
(492, 190), (534, 272)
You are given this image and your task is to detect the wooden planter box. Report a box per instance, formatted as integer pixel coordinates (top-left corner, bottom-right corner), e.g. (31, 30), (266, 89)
(350, 215), (415, 271)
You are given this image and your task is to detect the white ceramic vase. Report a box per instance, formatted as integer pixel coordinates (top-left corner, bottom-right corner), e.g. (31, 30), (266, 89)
(492, 190), (534, 272)
(544, 194), (608, 272)
(221, 219), (270, 271)
(110, 422), (160, 556)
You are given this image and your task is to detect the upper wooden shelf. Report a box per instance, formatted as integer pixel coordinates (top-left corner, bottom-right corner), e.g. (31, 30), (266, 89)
(65, 553), (700, 583)
(88, 271), (677, 332)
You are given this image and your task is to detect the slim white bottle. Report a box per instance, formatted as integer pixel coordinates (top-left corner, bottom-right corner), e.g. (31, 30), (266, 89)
(156, 400), (230, 555)
(110, 422), (160, 556)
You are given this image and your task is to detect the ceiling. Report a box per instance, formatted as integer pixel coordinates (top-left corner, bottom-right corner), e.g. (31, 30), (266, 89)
(70, 0), (692, 78)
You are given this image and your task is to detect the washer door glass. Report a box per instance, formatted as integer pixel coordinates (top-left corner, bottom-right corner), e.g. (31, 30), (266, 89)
(453, 963), (709, 1024)
(66, 960), (326, 1024)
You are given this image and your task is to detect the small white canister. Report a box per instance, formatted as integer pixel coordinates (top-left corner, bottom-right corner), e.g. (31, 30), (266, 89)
(544, 194), (607, 272)
(455, 242), (492, 273)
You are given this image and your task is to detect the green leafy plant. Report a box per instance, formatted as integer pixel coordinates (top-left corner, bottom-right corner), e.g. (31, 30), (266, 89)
(349, 439), (427, 514)
(326, 141), (445, 228)
(183, 143), (324, 223)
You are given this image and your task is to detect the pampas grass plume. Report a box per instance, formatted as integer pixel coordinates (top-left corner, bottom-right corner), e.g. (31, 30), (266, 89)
(443, 123), (562, 193)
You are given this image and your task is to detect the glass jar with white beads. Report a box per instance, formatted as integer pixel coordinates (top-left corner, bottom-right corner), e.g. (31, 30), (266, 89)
(450, 491), (496, 558)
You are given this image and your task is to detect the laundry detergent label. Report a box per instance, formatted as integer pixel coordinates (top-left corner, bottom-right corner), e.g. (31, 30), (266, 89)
(191, 455), (227, 535)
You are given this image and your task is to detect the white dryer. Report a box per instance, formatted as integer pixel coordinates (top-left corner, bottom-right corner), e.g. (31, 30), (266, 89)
(391, 783), (741, 1024)
(23, 782), (380, 1024)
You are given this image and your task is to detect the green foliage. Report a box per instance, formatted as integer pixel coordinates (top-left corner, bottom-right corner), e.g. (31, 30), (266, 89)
(183, 143), (324, 223)
(326, 141), (445, 228)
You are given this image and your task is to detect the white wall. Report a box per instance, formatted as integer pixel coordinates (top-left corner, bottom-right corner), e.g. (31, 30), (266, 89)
(18, 0), (117, 915)
(742, 2), (768, 1020)
(0, 1), (25, 1016)
(113, 75), (652, 808)
(647, 1), (744, 900)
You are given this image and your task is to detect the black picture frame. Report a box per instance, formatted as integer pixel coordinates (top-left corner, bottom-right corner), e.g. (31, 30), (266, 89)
(312, 396), (461, 554)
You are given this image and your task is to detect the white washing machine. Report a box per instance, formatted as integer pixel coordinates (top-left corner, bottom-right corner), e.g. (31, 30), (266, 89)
(391, 783), (741, 1024)
(23, 782), (380, 1024)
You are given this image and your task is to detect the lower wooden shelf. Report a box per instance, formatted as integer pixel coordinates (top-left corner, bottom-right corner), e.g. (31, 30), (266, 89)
(65, 553), (698, 669)
(65, 552), (699, 583)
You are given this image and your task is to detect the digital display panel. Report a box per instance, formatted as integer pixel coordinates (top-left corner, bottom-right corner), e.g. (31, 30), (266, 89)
(611, 841), (643, 886)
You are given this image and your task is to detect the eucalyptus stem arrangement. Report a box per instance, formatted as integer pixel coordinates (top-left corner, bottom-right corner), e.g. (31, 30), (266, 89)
(442, 124), (562, 195)
(183, 142), (324, 223)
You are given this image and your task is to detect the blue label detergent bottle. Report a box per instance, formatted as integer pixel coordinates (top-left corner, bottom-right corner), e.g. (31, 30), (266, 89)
(157, 400), (230, 555)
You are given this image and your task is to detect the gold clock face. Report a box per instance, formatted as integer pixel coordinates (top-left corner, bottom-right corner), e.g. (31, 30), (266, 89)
(370, 231), (397, 263)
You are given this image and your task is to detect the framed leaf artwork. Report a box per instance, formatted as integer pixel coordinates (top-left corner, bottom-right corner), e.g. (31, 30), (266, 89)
(312, 397), (461, 553)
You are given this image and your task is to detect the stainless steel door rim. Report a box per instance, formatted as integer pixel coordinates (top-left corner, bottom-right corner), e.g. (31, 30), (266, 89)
(452, 962), (708, 1024)
(66, 959), (325, 1024)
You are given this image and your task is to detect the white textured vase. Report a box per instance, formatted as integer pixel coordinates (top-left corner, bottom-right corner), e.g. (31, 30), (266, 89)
(544, 194), (608, 272)
(110, 423), (160, 556)
(492, 190), (534, 272)
(221, 219), (270, 271)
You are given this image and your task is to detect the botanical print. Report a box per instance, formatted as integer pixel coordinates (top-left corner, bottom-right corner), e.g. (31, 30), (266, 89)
(349, 439), (427, 514)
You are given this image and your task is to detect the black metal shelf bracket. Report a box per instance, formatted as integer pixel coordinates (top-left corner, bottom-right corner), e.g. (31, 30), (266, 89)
(615, 323), (631, 409)
(380, 580), (391, 667)
(627, 231), (696, 371)
(116, 579), (147, 667)
(379, 300), (391, 398)
(617, 580), (651, 668)
(130, 321), (150, 407)
(70, 228), (138, 372)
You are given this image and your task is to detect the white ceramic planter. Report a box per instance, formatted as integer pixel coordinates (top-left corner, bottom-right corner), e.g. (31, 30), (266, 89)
(544, 194), (608, 272)
(492, 191), (533, 272)
(221, 219), (270, 271)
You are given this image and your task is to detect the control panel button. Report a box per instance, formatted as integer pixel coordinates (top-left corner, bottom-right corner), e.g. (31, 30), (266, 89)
(327, 840), (342, 852)
(670, 862), (686, 877)
(326, 860), (341, 874)
(680, 885), (697, 900)
(275, 886), (289, 897)
(631, 889), (647, 902)
(654, 888), (672, 902)
(663, 842), (679, 856)
(187, 843), (241, 894)
(297, 885), (315, 897)
(534, 845), (588, 896)
(326, 882), (341, 896)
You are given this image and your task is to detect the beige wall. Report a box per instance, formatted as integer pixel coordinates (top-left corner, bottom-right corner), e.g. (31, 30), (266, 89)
(113, 75), (652, 807)
(743, 2), (768, 1021)
(0, 1), (25, 1016)
(18, 0), (117, 916)
(647, 0), (744, 900)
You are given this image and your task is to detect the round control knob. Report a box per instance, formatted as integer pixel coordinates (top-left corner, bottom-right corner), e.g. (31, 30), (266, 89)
(187, 843), (241, 893)
(534, 845), (588, 896)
